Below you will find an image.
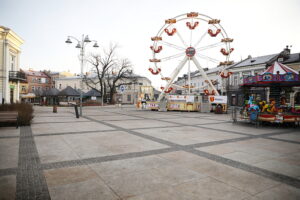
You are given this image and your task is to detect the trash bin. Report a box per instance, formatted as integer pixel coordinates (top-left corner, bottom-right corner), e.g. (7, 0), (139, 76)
(215, 104), (223, 114)
(53, 105), (57, 113)
(74, 105), (79, 118)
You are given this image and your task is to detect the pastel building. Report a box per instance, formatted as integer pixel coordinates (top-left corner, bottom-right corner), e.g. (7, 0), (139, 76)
(0, 26), (25, 103)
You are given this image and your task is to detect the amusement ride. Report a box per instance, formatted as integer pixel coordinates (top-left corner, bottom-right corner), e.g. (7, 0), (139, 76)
(146, 12), (234, 111)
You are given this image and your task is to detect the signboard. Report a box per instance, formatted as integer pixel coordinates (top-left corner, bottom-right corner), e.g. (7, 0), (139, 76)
(208, 96), (227, 104)
(169, 103), (180, 109)
(186, 96), (194, 103)
(168, 95), (187, 101)
(119, 85), (125, 93)
(147, 103), (159, 109)
(91, 96), (97, 100)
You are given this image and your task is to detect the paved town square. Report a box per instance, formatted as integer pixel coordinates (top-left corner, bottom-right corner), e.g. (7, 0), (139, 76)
(0, 106), (300, 199)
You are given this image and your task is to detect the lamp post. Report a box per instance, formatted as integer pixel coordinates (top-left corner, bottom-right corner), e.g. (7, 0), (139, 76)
(65, 35), (99, 116)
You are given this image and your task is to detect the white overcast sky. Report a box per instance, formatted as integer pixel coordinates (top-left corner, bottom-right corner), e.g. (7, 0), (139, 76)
(1, 0), (300, 87)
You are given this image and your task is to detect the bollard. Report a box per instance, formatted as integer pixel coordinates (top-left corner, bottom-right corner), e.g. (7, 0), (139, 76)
(53, 105), (57, 113)
(74, 105), (79, 118)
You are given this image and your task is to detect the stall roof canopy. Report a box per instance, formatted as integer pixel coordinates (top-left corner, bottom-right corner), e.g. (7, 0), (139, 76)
(34, 89), (45, 97)
(83, 89), (101, 97)
(58, 86), (80, 96)
(261, 61), (298, 75)
(242, 61), (300, 87)
(44, 88), (60, 96)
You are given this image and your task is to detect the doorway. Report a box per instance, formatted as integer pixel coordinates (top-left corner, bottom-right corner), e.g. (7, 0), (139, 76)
(10, 88), (14, 103)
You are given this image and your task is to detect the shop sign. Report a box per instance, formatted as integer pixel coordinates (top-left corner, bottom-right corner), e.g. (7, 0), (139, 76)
(147, 103), (158, 108)
(169, 104), (180, 109)
(186, 96), (194, 103)
(168, 95), (186, 101)
(10, 85), (15, 89)
(91, 96), (97, 100)
(209, 96), (227, 104)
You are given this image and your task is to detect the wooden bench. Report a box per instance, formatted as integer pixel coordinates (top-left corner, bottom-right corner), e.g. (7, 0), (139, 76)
(0, 111), (19, 128)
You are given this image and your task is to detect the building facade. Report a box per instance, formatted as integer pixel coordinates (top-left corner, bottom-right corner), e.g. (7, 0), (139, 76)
(0, 26), (25, 103)
(22, 69), (52, 93)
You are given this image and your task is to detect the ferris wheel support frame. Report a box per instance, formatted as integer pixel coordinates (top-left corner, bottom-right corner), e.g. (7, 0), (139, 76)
(158, 56), (188, 101)
(192, 56), (220, 95)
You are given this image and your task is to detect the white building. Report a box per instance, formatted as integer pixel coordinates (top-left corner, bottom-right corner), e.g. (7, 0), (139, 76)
(0, 26), (25, 103)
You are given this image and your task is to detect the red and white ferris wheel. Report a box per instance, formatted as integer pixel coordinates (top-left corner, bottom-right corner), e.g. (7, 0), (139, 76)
(148, 12), (234, 101)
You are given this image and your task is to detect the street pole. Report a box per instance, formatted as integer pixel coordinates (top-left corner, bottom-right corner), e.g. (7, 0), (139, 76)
(101, 86), (104, 106)
(65, 35), (99, 116)
(79, 35), (84, 116)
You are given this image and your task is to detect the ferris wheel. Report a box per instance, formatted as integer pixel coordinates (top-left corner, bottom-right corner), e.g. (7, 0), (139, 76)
(148, 12), (234, 101)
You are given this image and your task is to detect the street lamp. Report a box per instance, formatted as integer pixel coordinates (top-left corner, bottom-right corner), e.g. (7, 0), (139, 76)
(65, 34), (99, 116)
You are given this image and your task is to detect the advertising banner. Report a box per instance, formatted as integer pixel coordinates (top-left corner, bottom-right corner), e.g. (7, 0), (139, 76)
(208, 96), (227, 104)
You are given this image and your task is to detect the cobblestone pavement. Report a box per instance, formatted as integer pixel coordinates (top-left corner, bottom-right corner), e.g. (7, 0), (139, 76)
(0, 105), (300, 200)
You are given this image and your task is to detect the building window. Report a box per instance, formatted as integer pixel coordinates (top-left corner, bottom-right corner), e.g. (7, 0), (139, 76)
(45, 87), (49, 90)
(10, 55), (16, 71)
(38, 78), (41, 83)
(233, 74), (239, 86)
(59, 84), (62, 89)
(32, 86), (35, 91)
(127, 95), (131, 102)
(21, 86), (26, 92)
(242, 71), (251, 78)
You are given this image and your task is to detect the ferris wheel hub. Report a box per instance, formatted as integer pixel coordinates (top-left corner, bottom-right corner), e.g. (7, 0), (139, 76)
(185, 47), (196, 57)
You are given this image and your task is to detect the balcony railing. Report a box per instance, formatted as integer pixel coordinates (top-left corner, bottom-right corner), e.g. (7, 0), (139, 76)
(9, 71), (26, 82)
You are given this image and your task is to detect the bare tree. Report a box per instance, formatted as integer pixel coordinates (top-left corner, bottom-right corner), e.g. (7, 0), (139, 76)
(106, 58), (133, 104)
(84, 44), (133, 104)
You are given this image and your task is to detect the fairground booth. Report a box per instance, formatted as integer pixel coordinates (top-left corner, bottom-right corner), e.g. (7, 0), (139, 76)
(240, 61), (300, 124)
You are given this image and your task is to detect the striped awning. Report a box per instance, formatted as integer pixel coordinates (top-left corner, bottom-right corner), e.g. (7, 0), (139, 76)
(261, 61), (298, 75)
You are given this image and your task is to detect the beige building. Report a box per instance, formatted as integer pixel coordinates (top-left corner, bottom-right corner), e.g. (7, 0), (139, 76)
(0, 26), (25, 103)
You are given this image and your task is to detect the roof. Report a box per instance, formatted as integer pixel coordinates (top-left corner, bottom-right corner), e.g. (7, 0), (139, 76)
(232, 54), (277, 68)
(34, 89), (45, 97)
(83, 89), (101, 97)
(282, 53), (300, 64)
(262, 61), (299, 75)
(44, 88), (60, 96)
(58, 86), (80, 96)
(23, 70), (49, 77)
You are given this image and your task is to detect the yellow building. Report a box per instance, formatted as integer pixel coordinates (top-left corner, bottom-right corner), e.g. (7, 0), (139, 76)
(0, 26), (25, 103)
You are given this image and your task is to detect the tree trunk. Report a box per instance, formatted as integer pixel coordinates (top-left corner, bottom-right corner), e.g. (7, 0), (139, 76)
(109, 89), (115, 104)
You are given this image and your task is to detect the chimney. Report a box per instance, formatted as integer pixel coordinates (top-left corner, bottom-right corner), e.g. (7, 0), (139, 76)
(284, 45), (291, 56)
